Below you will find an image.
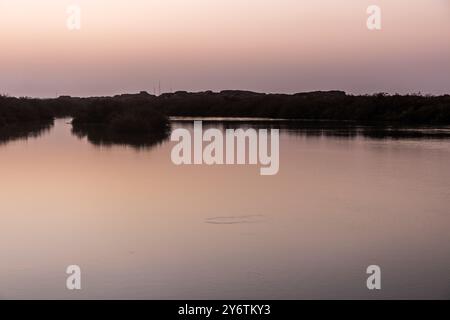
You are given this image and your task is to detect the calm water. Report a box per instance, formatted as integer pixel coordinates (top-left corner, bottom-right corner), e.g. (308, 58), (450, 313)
(0, 119), (449, 299)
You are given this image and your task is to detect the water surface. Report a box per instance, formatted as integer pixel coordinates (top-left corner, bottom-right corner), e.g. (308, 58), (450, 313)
(0, 119), (449, 299)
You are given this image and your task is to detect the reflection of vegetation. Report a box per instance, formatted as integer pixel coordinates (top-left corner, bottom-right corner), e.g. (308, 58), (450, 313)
(278, 121), (450, 139)
(175, 119), (450, 140)
(0, 122), (52, 145)
(72, 124), (169, 149)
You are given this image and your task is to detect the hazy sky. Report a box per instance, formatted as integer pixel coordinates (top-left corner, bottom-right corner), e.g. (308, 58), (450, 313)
(0, 0), (449, 97)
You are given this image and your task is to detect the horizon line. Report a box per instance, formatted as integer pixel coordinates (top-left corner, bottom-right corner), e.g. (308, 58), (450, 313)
(2, 90), (449, 100)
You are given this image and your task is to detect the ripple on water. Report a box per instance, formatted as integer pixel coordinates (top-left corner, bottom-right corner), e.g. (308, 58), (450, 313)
(205, 215), (265, 225)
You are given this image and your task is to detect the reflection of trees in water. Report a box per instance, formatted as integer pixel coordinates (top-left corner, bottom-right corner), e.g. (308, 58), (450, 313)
(72, 124), (169, 150)
(1, 120), (449, 150)
(0, 121), (53, 146)
(174, 120), (450, 140)
(282, 122), (450, 140)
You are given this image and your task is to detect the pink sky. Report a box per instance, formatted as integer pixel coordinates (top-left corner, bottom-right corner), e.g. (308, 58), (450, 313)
(0, 0), (449, 97)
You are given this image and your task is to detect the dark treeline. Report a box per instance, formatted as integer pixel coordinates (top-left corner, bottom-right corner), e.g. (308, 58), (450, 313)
(0, 93), (169, 135)
(2, 91), (450, 147)
(61, 90), (450, 124)
(0, 95), (53, 126)
(158, 90), (450, 123)
(71, 96), (169, 134)
(0, 95), (54, 142)
(2, 90), (450, 129)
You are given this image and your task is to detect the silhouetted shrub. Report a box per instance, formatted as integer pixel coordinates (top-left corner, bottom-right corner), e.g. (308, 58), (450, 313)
(72, 97), (169, 135)
(0, 95), (53, 128)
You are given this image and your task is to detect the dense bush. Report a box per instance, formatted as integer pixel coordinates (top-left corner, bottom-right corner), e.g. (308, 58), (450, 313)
(155, 91), (450, 124)
(71, 97), (169, 134)
(0, 95), (53, 127)
(0, 95), (54, 143)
